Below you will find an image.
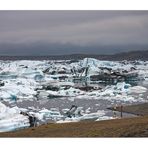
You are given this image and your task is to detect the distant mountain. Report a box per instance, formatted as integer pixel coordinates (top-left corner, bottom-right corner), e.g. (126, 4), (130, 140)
(108, 50), (148, 61)
(0, 50), (148, 61)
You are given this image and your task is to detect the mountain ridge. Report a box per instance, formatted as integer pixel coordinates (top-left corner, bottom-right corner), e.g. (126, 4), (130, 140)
(0, 50), (148, 61)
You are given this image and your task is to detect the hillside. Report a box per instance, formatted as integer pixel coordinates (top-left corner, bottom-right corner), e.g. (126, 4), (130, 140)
(1, 116), (148, 137)
(0, 50), (148, 61)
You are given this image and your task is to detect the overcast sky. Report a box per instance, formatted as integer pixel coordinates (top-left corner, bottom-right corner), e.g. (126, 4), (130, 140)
(0, 11), (148, 55)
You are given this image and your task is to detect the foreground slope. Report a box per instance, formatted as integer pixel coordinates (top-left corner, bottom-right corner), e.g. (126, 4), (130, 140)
(1, 116), (148, 137)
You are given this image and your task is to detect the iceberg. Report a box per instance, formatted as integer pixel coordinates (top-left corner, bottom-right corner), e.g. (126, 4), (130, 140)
(0, 102), (30, 132)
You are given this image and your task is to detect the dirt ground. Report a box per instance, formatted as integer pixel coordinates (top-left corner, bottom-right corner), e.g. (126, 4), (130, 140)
(108, 103), (148, 116)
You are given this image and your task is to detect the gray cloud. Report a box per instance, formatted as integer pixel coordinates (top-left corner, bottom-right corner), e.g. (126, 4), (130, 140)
(0, 11), (148, 55)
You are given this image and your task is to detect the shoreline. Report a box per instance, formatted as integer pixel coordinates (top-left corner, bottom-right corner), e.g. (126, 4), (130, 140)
(1, 103), (148, 137)
(0, 115), (148, 137)
(108, 102), (148, 116)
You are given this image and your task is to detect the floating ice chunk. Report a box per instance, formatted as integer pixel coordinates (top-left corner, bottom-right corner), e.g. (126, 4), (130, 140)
(56, 118), (79, 123)
(85, 107), (91, 114)
(33, 113), (44, 121)
(0, 79), (37, 101)
(115, 82), (131, 91)
(96, 116), (115, 121)
(62, 108), (69, 114)
(79, 110), (106, 120)
(57, 110), (106, 123)
(129, 86), (147, 93)
(0, 102), (7, 114)
(39, 108), (63, 120)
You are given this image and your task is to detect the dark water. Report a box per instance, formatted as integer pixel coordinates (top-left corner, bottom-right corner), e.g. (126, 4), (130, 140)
(4, 96), (138, 120)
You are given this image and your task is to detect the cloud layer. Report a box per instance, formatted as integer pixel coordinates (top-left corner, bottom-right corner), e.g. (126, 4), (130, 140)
(0, 11), (148, 55)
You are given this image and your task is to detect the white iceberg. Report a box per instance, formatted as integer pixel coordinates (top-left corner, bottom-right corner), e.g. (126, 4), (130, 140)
(0, 102), (30, 132)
